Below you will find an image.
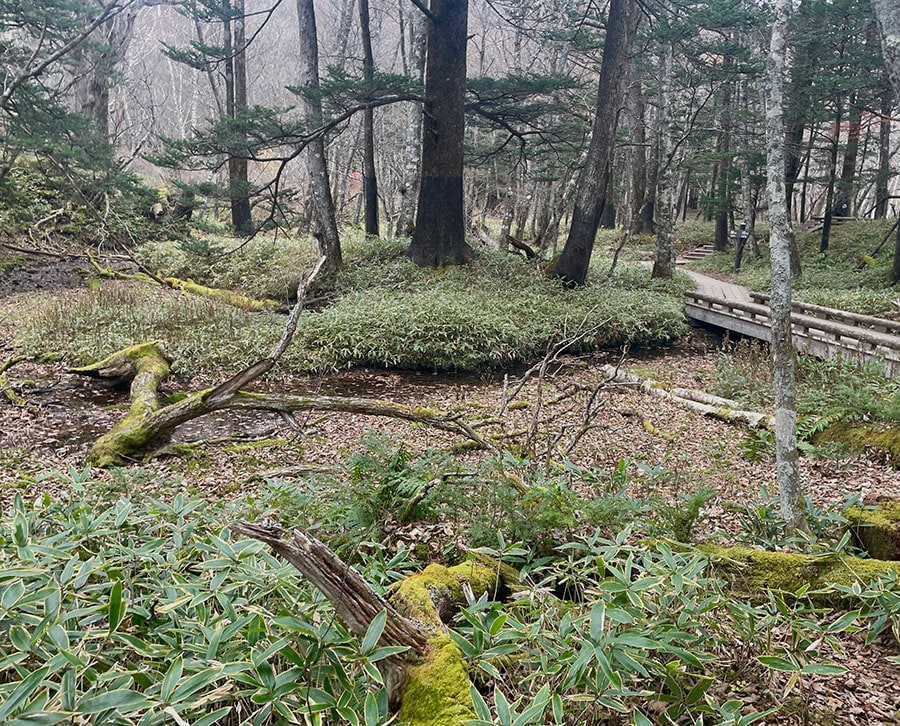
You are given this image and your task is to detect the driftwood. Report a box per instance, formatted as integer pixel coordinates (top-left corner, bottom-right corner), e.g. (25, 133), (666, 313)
(600, 364), (774, 429)
(233, 522), (514, 725)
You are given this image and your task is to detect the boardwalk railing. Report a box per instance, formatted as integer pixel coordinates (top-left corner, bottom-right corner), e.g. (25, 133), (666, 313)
(684, 291), (900, 376)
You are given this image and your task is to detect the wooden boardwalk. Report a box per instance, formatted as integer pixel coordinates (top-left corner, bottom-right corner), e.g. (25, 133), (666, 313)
(677, 258), (900, 377)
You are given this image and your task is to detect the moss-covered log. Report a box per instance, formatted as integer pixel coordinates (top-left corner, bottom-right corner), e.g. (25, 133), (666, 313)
(75, 353), (496, 466)
(88, 255), (281, 311)
(847, 501), (900, 560)
(234, 523), (515, 726)
(702, 546), (898, 602)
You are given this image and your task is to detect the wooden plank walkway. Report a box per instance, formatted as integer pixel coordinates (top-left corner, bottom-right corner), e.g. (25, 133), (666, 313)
(681, 277), (900, 377)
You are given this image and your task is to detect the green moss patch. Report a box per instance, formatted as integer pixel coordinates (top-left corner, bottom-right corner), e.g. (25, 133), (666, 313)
(396, 635), (476, 726)
(702, 546), (897, 603)
(847, 501), (900, 560)
(813, 422), (900, 468)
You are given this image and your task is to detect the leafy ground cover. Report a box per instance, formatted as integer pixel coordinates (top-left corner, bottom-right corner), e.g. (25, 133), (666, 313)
(13, 235), (690, 374)
(1, 226), (899, 725)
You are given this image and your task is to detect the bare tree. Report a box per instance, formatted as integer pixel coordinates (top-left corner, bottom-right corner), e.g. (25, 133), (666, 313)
(297, 0), (342, 272)
(763, 0), (804, 533)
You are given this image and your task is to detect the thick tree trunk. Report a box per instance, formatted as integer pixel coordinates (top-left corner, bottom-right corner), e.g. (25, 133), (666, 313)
(297, 0), (342, 272)
(407, 0), (470, 267)
(552, 0), (640, 286)
(763, 0), (804, 533)
(359, 0), (379, 237)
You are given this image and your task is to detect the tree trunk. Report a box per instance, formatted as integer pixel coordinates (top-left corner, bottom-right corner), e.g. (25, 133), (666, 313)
(226, 0), (253, 234)
(552, 0), (639, 286)
(875, 88), (892, 219)
(297, 0), (342, 272)
(713, 58), (734, 253)
(763, 0), (805, 533)
(626, 78), (650, 235)
(651, 41), (675, 280)
(820, 103), (842, 254)
(396, 6), (426, 237)
(407, 0), (470, 267)
(359, 0), (379, 237)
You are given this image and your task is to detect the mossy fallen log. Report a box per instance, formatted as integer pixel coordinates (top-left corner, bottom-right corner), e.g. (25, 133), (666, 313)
(234, 523), (515, 726)
(88, 254), (281, 311)
(73, 261), (498, 465)
(701, 546), (898, 602)
(847, 501), (900, 560)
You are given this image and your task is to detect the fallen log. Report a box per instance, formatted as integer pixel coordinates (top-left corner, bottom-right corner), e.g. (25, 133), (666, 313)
(600, 365), (774, 429)
(233, 523), (515, 725)
(88, 254), (282, 312)
(72, 261), (498, 465)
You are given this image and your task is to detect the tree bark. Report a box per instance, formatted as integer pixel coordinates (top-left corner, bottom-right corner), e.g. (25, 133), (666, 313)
(651, 41), (675, 280)
(225, 0), (253, 234)
(552, 0), (640, 286)
(763, 0), (804, 533)
(406, 0), (471, 267)
(359, 0), (379, 237)
(297, 0), (343, 273)
(875, 88), (892, 219)
(396, 4), (426, 237)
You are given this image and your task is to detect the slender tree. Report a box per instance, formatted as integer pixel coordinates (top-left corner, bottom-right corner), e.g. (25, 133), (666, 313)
(297, 0), (342, 272)
(763, 0), (804, 532)
(552, 0), (640, 286)
(651, 39), (675, 279)
(359, 0), (379, 236)
(871, 0), (900, 282)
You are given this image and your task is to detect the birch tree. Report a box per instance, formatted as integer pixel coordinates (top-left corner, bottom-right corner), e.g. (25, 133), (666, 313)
(763, 0), (804, 532)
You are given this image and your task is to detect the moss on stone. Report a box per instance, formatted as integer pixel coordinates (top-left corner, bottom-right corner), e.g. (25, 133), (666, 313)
(396, 635), (476, 726)
(846, 501), (900, 560)
(701, 546), (898, 603)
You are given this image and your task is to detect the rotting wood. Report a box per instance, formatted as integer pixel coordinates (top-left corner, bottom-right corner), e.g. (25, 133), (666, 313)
(600, 364), (774, 429)
(233, 522), (515, 725)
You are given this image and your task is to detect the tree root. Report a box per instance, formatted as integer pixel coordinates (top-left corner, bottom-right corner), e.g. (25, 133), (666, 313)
(601, 364), (774, 429)
(233, 523), (515, 724)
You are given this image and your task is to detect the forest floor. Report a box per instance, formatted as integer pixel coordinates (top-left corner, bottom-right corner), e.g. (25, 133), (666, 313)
(1, 245), (899, 724)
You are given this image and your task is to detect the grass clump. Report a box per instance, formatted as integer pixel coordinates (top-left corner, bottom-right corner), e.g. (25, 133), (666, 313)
(13, 236), (689, 374)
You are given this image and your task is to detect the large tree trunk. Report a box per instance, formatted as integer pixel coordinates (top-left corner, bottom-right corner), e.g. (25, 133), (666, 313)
(359, 0), (379, 237)
(406, 0), (470, 267)
(552, 0), (640, 286)
(626, 77), (650, 235)
(297, 0), (342, 273)
(763, 0), (804, 533)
